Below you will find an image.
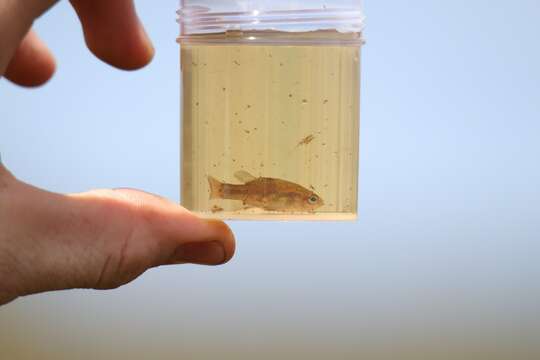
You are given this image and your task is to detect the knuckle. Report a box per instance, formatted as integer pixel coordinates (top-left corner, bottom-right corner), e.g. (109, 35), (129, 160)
(91, 196), (160, 290)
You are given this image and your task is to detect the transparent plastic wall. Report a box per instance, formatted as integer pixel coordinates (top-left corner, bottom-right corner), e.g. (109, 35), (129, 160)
(179, 0), (365, 34)
(178, 0), (365, 220)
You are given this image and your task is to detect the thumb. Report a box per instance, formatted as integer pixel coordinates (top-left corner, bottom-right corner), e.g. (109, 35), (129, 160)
(0, 169), (235, 304)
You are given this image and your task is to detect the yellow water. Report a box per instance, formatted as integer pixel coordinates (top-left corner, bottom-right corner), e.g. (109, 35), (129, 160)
(180, 31), (361, 220)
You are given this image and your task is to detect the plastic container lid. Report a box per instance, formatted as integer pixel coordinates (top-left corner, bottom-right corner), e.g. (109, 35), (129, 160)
(178, 0), (365, 35)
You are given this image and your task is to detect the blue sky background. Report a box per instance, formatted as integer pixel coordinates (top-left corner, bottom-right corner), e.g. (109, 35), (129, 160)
(1, 0), (539, 358)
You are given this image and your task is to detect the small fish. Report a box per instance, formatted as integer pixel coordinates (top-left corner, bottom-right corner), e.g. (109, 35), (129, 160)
(207, 171), (324, 212)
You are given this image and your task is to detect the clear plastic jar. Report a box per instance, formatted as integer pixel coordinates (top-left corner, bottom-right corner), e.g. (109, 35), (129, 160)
(178, 0), (365, 220)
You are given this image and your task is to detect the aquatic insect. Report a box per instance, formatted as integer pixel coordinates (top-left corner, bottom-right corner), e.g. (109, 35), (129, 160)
(208, 171), (324, 212)
(289, 134), (316, 154)
(297, 134), (315, 147)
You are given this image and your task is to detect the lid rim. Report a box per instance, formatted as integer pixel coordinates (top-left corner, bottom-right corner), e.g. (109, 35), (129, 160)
(178, 7), (365, 35)
(178, 7), (364, 17)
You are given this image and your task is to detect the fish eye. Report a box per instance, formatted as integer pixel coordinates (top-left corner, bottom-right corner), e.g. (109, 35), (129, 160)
(308, 195), (319, 204)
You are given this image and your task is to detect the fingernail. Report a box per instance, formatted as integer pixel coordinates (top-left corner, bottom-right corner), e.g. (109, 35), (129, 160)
(171, 241), (226, 266)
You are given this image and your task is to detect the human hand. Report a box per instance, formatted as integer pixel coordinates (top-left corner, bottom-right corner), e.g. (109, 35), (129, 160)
(0, 0), (235, 306)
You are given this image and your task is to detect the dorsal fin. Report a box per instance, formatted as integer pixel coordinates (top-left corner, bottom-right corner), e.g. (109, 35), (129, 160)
(234, 170), (257, 183)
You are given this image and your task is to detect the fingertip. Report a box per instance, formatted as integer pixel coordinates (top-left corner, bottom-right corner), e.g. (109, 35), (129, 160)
(70, 0), (155, 71)
(84, 21), (154, 71)
(203, 219), (236, 265)
(5, 30), (56, 87)
(163, 218), (236, 266)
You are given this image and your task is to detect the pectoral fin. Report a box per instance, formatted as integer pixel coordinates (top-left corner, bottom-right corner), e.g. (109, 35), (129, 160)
(234, 170), (257, 184)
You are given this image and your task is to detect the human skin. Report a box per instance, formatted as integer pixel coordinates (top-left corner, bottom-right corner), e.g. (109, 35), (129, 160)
(0, 0), (236, 306)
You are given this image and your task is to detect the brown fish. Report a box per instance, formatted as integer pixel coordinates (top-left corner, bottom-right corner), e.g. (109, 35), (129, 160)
(208, 171), (324, 212)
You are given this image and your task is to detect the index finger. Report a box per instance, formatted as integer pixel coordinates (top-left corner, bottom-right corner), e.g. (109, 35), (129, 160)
(69, 0), (154, 70)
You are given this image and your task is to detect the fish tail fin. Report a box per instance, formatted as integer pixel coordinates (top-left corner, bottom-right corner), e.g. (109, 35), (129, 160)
(207, 176), (224, 200)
